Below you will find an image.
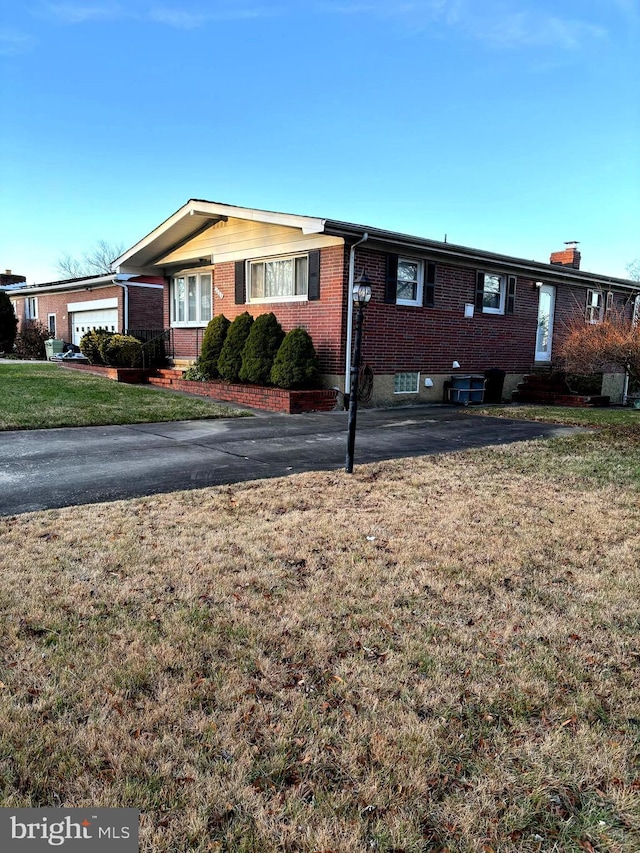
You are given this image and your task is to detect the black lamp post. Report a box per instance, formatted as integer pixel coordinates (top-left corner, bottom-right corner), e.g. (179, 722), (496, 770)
(345, 274), (372, 473)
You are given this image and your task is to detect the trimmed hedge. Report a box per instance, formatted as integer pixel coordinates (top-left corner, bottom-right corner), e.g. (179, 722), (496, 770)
(99, 334), (143, 368)
(217, 312), (254, 383)
(239, 312), (285, 385)
(80, 329), (114, 365)
(200, 314), (230, 379)
(270, 327), (320, 390)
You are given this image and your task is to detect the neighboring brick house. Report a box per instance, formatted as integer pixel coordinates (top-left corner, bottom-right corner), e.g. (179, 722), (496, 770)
(9, 274), (164, 346)
(113, 199), (640, 405)
(0, 270), (26, 289)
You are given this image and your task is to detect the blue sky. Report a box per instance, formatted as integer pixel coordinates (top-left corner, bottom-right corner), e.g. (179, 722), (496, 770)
(1, 0), (638, 284)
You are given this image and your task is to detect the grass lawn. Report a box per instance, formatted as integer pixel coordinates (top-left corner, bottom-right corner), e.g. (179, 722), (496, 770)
(1, 410), (639, 851)
(0, 363), (250, 429)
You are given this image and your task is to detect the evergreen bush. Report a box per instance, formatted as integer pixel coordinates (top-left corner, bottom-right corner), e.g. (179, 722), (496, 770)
(200, 314), (230, 379)
(239, 312), (285, 385)
(80, 329), (114, 365)
(270, 327), (320, 390)
(14, 321), (49, 359)
(217, 312), (254, 383)
(99, 334), (143, 368)
(0, 291), (18, 353)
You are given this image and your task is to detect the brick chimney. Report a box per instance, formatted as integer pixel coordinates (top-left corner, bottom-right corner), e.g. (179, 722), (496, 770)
(550, 241), (581, 269)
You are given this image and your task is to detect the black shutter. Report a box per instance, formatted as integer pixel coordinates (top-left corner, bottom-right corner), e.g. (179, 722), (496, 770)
(506, 275), (516, 314)
(385, 254), (398, 304)
(235, 261), (246, 305)
(475, 271), (485, 311)
(423, 262), (436, 307)
(308, 250), (320, 301)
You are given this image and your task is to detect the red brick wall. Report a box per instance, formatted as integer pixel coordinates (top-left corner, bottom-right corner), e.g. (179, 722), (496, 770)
(11, 286), (123, 341)
(168, 245), (348, 373)
(352, 248), (631, 374)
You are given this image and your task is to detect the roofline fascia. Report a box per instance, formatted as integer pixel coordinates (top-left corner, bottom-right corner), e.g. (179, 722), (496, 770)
(325, 221), (639, 291)
(114, 199), (327, 269)
(8, 276), (117, 297)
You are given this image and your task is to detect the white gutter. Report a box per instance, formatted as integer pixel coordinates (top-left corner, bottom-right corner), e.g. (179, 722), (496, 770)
(344, 232), (369, 400)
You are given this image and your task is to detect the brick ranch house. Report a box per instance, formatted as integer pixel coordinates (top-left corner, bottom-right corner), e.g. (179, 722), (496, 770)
(9, 274), (164, 346)
(103, 199), (640, 406)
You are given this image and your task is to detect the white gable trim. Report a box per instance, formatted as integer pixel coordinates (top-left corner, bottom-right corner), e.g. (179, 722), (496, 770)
(114, 199), (327, 271)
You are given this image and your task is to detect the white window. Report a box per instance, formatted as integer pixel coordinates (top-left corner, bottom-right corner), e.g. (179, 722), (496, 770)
(249, 254), (308, 302)
(47, 314), (56, 337)
(586, 289), (604, 324)
(394, 372), (420, 393)
(396, 258), (424, 306)
(480, 273), (506, 314)
(171, 271), (212, 326)
(25, 297), (38, 320)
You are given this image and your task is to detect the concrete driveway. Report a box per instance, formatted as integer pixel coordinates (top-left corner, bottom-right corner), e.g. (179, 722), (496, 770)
(0, 406), (580, 515)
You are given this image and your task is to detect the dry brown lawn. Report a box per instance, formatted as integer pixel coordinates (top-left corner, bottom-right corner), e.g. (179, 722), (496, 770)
(1, 438), (640, 852)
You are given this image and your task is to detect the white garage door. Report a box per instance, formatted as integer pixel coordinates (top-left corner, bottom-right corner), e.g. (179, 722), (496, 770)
(71, 308), (118, 346)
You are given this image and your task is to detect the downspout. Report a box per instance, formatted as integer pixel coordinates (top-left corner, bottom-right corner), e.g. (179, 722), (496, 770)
(113, 275), (130, 331)
(344, 232), (369, 406)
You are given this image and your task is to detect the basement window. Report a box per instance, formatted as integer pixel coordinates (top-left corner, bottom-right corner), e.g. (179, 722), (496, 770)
(394, 372), (420, 394)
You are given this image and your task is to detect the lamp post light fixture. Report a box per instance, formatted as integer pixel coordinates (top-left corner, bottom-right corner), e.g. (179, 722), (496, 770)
(345, 274), (372, 474)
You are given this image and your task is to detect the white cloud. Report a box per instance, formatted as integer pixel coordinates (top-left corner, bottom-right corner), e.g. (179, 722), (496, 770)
(41, 2), (127, 24)
(471, 11), (607, 51)
(148, 5), (281, 29)
(318, 0), (610, 50)
(0, 28), (35, 56)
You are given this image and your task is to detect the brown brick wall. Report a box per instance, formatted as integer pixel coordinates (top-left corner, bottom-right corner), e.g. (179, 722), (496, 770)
(126, 285), (164, 331)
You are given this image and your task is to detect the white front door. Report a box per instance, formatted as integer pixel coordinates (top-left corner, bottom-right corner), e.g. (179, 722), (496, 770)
(535, 284), (556, 362)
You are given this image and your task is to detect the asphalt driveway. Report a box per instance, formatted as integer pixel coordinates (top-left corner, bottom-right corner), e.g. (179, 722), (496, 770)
(0, 406), (581, 515)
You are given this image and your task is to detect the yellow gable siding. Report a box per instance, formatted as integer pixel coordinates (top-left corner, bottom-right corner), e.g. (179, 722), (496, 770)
(157, 217), (343, 267)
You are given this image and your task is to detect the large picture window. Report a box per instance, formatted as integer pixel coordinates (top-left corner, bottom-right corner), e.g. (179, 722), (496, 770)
(171, 271), (212, 326)
(249, 254), (308, 302)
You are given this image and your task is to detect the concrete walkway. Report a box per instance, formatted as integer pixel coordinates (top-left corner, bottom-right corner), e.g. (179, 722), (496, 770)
(0, 406), (581, 516)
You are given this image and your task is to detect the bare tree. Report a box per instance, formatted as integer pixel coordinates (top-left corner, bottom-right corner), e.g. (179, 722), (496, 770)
(626, 259), (640, 282)
(56, 240), (125, 279)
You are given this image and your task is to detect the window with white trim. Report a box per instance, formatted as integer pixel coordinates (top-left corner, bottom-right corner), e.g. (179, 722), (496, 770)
(47, 314), (56, 337)
(396, 258), (424, 306)
(249, 254), (308, 302)
(480, 273), (506, 314)
(394, 372), (420, 393)
(25, 297), (38, 320)
(170, 271), (212, 326)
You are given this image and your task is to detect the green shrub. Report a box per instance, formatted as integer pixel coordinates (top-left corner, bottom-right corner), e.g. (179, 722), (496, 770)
(217, 312), (254, 383)
(182, 360), (208, 381)
(80, 329), (114, 365)
(270, 327), (320, 390)
(14, 321), (49, 359)
(239, 312), (285, 385)
(200, 314), (230, 379)
(99, 334), (142, 368)
(0, 291), (18, 353)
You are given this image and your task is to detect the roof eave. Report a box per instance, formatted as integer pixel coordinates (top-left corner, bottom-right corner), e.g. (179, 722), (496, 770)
(324, 220), (640, 290)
